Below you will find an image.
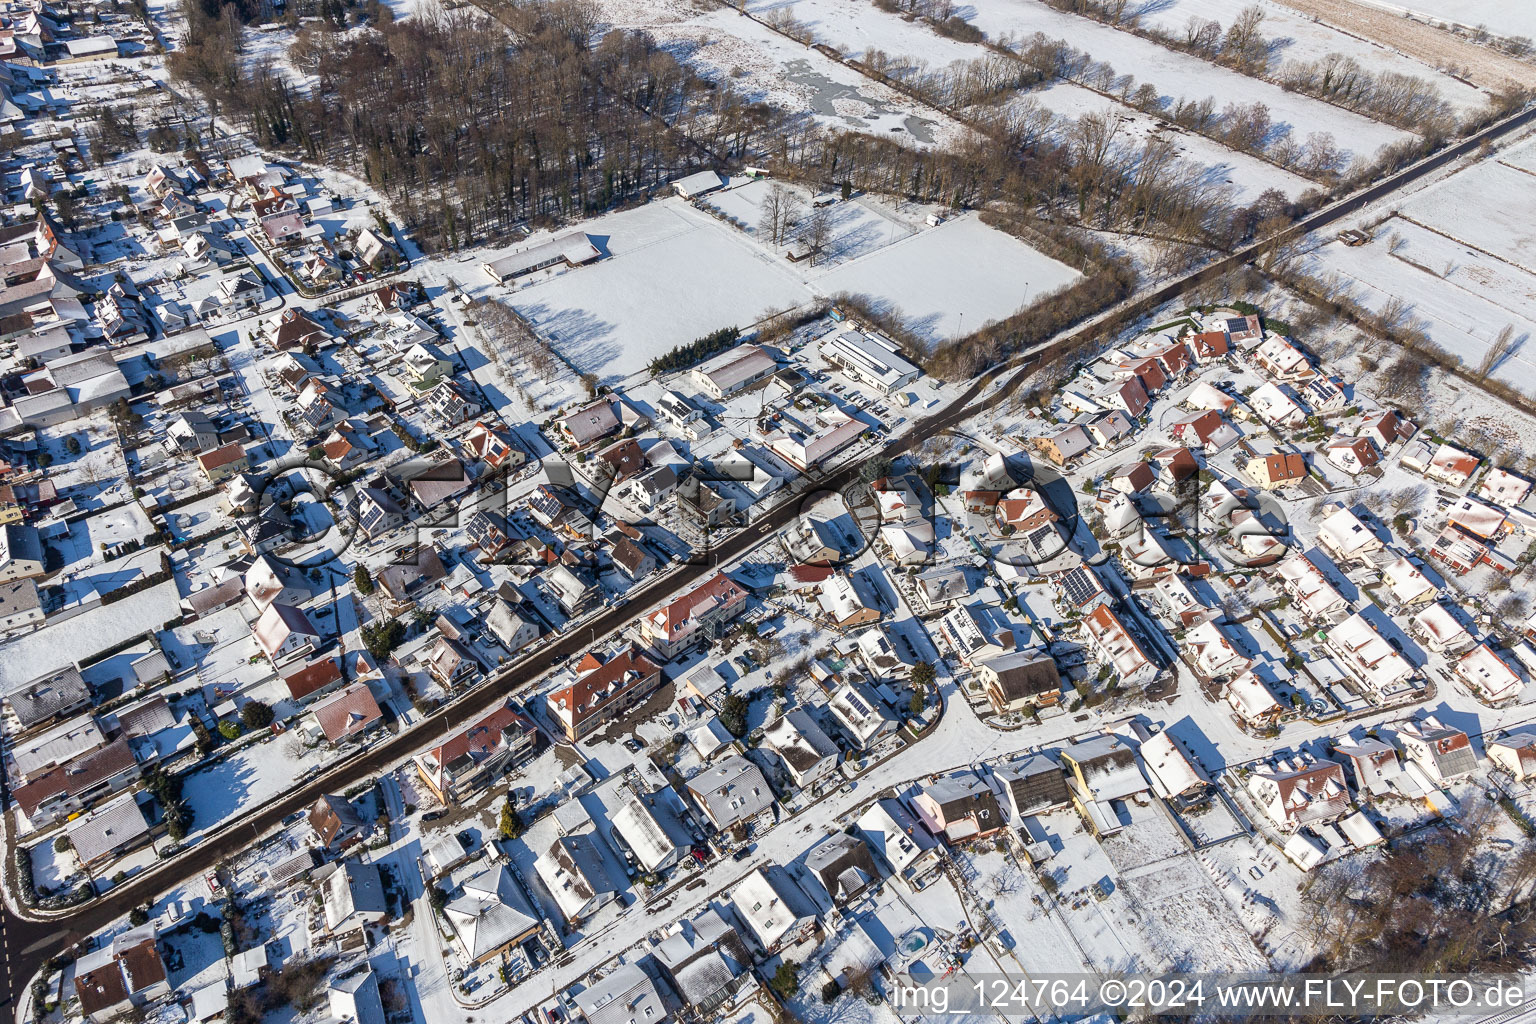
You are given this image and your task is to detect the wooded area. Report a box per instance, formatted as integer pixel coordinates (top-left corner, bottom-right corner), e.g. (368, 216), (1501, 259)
(170, 0), (777, 251)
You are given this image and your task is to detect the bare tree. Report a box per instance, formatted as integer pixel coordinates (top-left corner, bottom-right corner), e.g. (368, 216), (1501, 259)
(1478, 323), (1518, 380)
(798, 205), (833, 265)
(758, 183), (803, 247)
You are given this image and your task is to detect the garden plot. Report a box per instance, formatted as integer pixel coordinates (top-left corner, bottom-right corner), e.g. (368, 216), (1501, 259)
(699, 177), (922, 265)
(1130, 0), (1488, 113)
(507, 200), (813, 384)
(1301, 220), (1536, 389)
(1399, 155), (1536, 273)
(956, 0), (1413, 162)
(815, 214), (1081, 344)
(1017, 84), (1315, 202)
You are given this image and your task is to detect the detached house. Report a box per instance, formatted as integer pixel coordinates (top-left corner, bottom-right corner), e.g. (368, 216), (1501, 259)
(1035, 425), (1091, 466)
(1244, 452), (1308, 490)
(912, 772), (1004, 842)
(687, 755), (775, 832)
(1398, 716), (1478, 785)
(978, 651), (1061, 713)
(730, 866), (819, 956)
(1325, 436), (1378, 476)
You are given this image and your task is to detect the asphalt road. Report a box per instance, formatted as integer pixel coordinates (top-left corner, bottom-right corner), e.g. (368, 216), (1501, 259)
(4, 99), (1535, 1008)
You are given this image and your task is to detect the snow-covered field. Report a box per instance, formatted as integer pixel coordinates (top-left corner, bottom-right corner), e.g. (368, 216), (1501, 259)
(954, 0), (1414, 162)
(507, 200), (813, 383)
(497, 194), (1076, 381)
(815, 215), (1081, 343)
(1398, 155), (1536, 272)
(1130, 0), (1490, 112)
(1302, 221), (1536, 389)
(1296, 130), (1536, 389)
(1353, 0), (1536, 40)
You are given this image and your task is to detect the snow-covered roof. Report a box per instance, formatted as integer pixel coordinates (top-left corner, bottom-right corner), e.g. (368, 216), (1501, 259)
(1137, 730), (1204, 798)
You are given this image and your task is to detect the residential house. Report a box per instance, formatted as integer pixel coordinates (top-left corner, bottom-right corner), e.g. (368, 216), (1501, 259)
(857, 798), (942, 889)
(1408, 602), (1473, 655)
(1035, 425), (1091, 466)
(74, 929), (170, 1024)
(1184, 617), (1251, 681)
(978, 651), (1061, 713)
(535, 833), (619, 925)
(911, 772), (1004, 842)
(641, 571), (747, 659)
(1424, 443), (1480, 488)
(1059, 733), (1150, 837)
(309, 793), (367, 851)
(687, 755), (775, 832)
(545, 645), (663, 742)
(1333, 736), (1402, 796)
(306, 683), (384, 746)
(804, 832), (880, 905)
(994, 753), (1070, 820)
(1398, 716), (1478, 785)
(1081, 604), (1157, 688)
(1478, 467), (1532, 507)
(611, 795), (689, 873)
(557, 399), (620, 449)
(1252, 336), (1312, 380)
(1325, 613), (1414, 699)
(827, 681), (898, 750)
(935, 603), (1012, 667)
(461, 421), (525, 472)
(1325, 436), (1378, 476)
(424, 635), (481, 690)
(730, 866), (819, 955)
(196, 442), (249, 483)
(1170, 410), (1239, 451)
(1382, 556), (1436, 607)
(1365, 411), (1415, 451)
(4, 665), (90, 732)
(1245, 452), (1308, 490)
(254, 602), (321, 664)
(1226, 670), (1283, 729)
(323, 860), (389, 936)
(653, 909), (751, 1015)
(816, 572), (881, 629)
(1246, 383), (1307, 428)
(1453, 644), (1524, 703)
(759, 709), (840, 789)
(692, 344), (777, 399)
(486, 600), (541, 653)
(444, 864), (543, 966)
(1488, 732), (1536, 781)
(1273, 553), (1348, 621)
(413, 702), (539, 804)
(1317, 505), (1383, 563)
(1247, 759), (1350, 830)
(572, 965), (670, 1024)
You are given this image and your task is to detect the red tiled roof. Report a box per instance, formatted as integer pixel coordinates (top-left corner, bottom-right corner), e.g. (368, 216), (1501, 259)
(283, 658), (342, 700)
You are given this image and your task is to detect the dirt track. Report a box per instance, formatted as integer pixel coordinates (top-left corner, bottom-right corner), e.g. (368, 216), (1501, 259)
(1273, 0), (1532, 91)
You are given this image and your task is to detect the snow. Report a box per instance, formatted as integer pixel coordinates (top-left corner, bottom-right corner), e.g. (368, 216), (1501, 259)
(815, 215), (1081, 343)
(1131, 0), (1489, 113)
(1354, 0), (1536, 41)
(181, 736), (330, 840)
(1297, 130), (1536, 389)
(506, 200), (812, 383)
(0, 579), (181, 691)
(955, 0), (1414, 162)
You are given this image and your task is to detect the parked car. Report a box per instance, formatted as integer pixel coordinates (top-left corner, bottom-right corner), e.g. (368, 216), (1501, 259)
(733, 844), (755, 862)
